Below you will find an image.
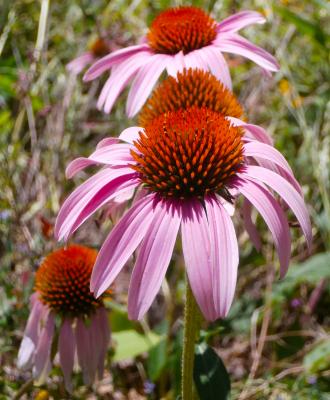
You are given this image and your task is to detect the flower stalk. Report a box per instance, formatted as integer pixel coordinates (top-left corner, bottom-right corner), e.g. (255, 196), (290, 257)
(181, 277), (200, 399)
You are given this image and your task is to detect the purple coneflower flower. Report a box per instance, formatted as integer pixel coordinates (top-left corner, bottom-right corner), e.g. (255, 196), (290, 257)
(82, 7), (279, 116)
(55, 103), (311, 322)
(17, 245), (111, 392)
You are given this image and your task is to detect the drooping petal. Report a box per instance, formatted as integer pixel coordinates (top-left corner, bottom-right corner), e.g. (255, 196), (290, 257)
(55, 168), (138, 241)
(242, 198), (262, 251)
(67, 52), (95, 75)
(181, 200), (217, 320)
(217, 11), (266, 33)
(33, 311), (55, 383)
(237, 177), (291, 276)
(91, 194), (157, 297)
(183, 49), (209, 72)
(65, 144), (135, 178)
(166, 51), (185, 77)
(240, 165), (312, 249)
(17, 297), (44, 370)
(227, 116), (273, 146)
(205, 196), (239, 318)
(76, 318), (93, 385)
(83, 44), (151, 81)
(58, 319), (75, 393)
(65, 175), (139, 241)
(215, 33), (279, 72)
(99, 51), (154, 113)
(197, 45), (232, 89)
(243, 141), (302, 194)
(128, 199), (181, 320)
(126, 54), (168, 117)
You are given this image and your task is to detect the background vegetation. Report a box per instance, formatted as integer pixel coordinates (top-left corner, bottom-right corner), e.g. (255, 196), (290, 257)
(0, 0), (329, 398)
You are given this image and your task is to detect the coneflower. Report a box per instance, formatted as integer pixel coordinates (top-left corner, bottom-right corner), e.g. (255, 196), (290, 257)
(82, 7), (279, 116)
(55, 105), (311, 322)
(17, 245), (111, 392)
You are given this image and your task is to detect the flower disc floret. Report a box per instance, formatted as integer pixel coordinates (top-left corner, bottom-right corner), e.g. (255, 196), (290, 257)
(147, 7), (217, 55)
(139, 68), (244, 127)
(131, 107), (244, 200)
(35, 245), (102, 317)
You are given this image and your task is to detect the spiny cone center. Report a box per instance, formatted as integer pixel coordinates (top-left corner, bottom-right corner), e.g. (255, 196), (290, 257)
(147, 7), (217, 55)
(139, 68), (244, 127)
(131, 107), (244, 200)
(35, 245), (102, 317)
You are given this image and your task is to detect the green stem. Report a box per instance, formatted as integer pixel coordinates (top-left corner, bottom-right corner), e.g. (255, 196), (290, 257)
(181, 277), (200, 399)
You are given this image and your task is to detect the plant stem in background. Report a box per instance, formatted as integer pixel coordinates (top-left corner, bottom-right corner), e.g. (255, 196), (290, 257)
(181, 277), (200, 400)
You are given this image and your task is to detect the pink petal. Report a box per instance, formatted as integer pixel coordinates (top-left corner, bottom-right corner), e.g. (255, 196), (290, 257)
(63, 173), (139, 241)
(76, 318), (93, 385)
(128, 199), (181, 320)
(17, 297), (44, 369)
(198, 45), (232, 90)
(65, 143), (134, 178)
(33, 311), (55, 383)
(237, 177), (291, 277)
(126, 54), (168, 117)
(227, 116), (273, 145)
(166, 51), (185, 77)
(217, 10), (266, 33)
(181, 200), (217, 320)
(118, 126), (143, 144)
(242, 198), (262, 251)
(215, 33), (279, 71)
(55, 168), (137, 241)
(183, 50), (209, 71)
(205, 196), (239, 318)
(83, 44), (151, 81)
(59, 319), (75, 393)
(244, 141), (302, 194)
(99, 51), (154, 113)
(66, 52), (94, 75)
(96, 137), (119, 150)
(240, 165), (312, 249)
(91, 194), (157, 297)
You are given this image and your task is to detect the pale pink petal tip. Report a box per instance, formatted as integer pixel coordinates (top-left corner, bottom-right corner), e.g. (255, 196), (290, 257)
(66, 52), (94, 75)
(33, 312), (55, 384)
(59, 319), (75, 393)
(217, 10), (266, 33)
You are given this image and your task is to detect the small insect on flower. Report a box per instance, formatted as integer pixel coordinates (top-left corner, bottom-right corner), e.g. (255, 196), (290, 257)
(55, 103), (311, 322)
(83, 7), (279, 116)
(17, 245), (111, 393)
(66, 38), (110, 75)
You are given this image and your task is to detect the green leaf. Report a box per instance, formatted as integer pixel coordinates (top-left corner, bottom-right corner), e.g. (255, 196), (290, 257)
(194, 343), (231, 400)
(112, 329), (162, 362)
(272, 252), (330, 299)
(304, 339), (330, 373)
(147, 337), (167, 381)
